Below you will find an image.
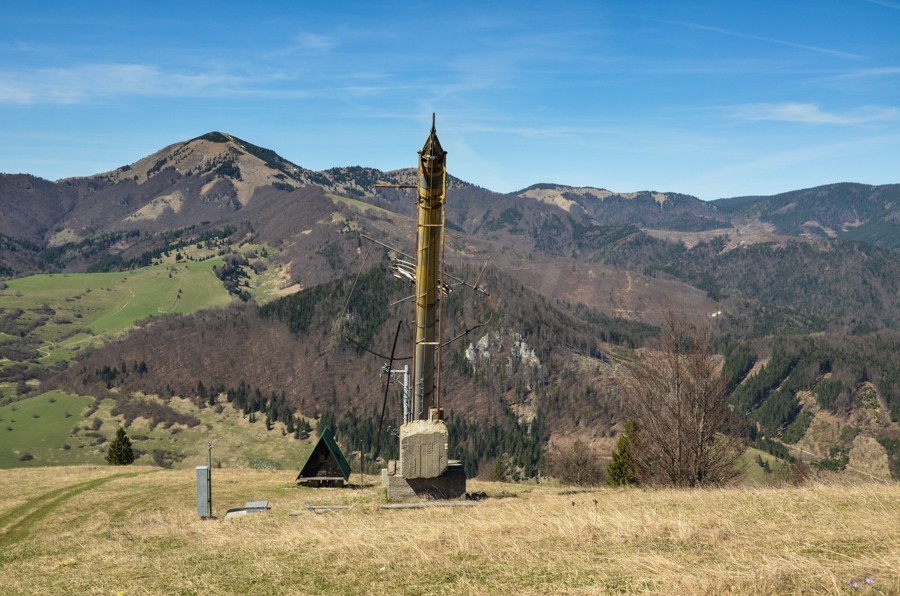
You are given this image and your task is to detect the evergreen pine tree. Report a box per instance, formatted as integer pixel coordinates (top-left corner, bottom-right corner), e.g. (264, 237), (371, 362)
(106, 427), (135, 466)
(606, 420), (640, 487)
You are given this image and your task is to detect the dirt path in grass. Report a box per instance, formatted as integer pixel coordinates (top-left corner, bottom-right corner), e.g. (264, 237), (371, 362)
(112, 287), (136, 317)
(0, 471), (147, 549)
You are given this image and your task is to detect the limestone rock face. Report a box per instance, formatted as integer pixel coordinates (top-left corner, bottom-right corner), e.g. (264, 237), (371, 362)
(399, 420), (449, 479)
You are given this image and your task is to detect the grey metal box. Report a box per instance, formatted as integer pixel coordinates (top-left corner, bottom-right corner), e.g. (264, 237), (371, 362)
(196, 466), (210, 517)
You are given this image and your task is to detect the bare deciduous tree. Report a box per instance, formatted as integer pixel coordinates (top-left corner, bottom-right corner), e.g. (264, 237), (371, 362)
(622, 310), (743, 487)
(550, 439), (606, 486)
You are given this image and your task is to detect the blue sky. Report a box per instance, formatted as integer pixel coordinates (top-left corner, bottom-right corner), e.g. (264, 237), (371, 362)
(1, 0), (898, 200)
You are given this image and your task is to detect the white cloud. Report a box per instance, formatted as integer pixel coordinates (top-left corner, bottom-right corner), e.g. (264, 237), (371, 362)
(0, 64), (267, 105)
(734, 102), (899, 125)
(295, 33), (335, 52)
(0, 80), (33, 103)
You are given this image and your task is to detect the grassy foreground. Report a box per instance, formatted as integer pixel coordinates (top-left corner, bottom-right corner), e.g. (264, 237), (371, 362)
(1, 467), (898, 594)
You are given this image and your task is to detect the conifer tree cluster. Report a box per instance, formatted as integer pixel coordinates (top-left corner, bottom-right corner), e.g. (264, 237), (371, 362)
(606, 420), (640, 487)
(106, 427), (135, 465)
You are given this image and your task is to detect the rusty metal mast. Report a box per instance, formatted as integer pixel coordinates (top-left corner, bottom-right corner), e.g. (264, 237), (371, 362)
(412, 114), (447, 420)
(371, 115), (468, 499)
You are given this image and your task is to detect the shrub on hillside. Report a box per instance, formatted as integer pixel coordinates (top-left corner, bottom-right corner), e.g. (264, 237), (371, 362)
(482, 453), (520, 482)
(550, 439), (605, 486)
(151, 448), (183, 469)
(774, 459), (811, 486)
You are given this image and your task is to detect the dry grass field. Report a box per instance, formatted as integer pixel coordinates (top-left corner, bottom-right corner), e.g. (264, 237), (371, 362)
(1, 466), (898, 594)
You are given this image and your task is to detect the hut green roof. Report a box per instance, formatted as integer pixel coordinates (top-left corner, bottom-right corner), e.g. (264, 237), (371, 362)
(296, 427), (351, 481)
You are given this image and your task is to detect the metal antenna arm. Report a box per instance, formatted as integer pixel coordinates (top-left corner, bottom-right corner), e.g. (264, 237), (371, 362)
(375, 183), (417, 189)
(360, 234), (491, 296)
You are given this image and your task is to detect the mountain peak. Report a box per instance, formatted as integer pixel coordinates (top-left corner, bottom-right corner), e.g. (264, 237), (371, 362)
(514, 183), (618, 212)
(87, 131), (309, 205)
(192, 131), (233, 144)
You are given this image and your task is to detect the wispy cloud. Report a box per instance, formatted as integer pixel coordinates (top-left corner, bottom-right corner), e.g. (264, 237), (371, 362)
(296, 33), (335, 52)
(0, 64), (249, 104)
(0, 62), (432, 105)
(668, 21), (865, 60)
(734, 102), (899, 124)
(265, 32), (336, 58)
(834, 66), (900, 79)
(864, 0), (900, 9)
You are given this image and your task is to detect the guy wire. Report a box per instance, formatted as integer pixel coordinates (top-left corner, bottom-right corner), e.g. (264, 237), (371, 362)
(337, 240), (374, 327)
(337, 235), (494, 361)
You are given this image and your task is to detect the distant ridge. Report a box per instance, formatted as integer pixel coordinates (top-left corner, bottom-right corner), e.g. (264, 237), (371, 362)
(1, 131), (900, 483)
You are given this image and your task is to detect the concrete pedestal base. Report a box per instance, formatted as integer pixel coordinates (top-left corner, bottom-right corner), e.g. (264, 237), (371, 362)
(386, 461), (466, 501)
(399, 418), (449, 479)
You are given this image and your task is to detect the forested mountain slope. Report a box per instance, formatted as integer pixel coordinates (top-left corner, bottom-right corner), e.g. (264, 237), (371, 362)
(3, 131), (899, 478)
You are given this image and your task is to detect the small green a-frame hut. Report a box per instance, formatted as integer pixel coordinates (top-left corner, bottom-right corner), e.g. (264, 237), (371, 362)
(296, 427), (352, 487)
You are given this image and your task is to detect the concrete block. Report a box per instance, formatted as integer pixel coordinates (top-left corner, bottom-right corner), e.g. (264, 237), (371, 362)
(399, 420), (448, 479)
(386, 462), (466, 501)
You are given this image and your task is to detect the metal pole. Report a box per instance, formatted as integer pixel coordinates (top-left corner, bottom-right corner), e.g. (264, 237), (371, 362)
(402, 365), (410, 424)
(207, 442), (213, 518)
(413, 115), (446, 420)
(387, 364), (412, 424)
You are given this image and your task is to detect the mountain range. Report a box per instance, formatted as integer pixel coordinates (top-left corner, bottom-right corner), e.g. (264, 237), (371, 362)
(2, 131), (899, 478)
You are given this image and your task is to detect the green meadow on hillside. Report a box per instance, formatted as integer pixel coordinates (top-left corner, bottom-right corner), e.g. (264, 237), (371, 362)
(0, 259), (233, 362)
(0, 391), (315, 471)
(0, 249), (322, 474)
(0, 391), (93, 467)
